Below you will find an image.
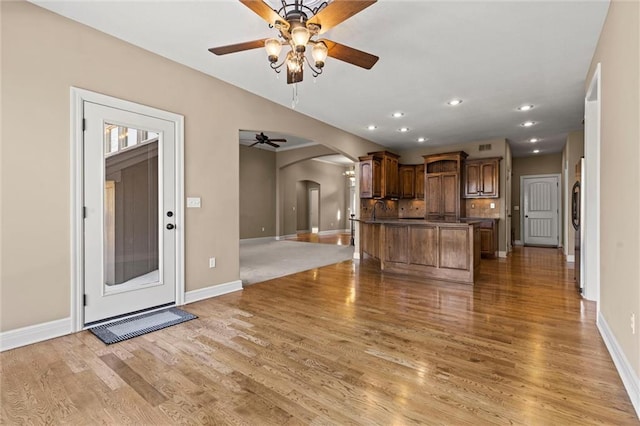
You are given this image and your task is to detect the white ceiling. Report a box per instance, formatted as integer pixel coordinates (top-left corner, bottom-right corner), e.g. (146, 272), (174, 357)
(31, 0), (609, 157)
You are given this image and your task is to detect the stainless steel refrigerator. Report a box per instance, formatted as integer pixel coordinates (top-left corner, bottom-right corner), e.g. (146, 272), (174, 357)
(572, 158), (585, 293)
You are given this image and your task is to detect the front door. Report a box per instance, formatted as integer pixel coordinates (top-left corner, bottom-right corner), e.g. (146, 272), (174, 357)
(83, 101), (176, 324)
(522, 175), (560, 246)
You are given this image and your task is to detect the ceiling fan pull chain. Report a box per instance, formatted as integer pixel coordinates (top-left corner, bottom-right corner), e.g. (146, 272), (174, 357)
(291, 84), (299, 109)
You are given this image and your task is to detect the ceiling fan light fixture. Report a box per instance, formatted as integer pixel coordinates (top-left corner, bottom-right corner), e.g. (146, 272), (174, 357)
(264, 38), (282, 63)
(312, 41), (328, 68)
(291, 26), (311, 52)
(286, 51), (302, 73)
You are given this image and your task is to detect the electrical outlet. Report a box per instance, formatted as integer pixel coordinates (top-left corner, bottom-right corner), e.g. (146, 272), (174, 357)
(209, 257), (216, 268)
(632, 313), (636, 334)
(490, 202), (496, 209)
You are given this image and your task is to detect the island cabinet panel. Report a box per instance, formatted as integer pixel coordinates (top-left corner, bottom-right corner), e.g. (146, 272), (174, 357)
(409, 226), (437, 266)
(361, 222), (381, 259)
(360, 219), (480, 284)
(384, 225), (408, 263)
(480, 228), (493, 254)
(439, 228), (470, 270)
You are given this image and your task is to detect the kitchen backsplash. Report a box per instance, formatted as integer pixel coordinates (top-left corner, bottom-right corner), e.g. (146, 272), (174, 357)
(398, 199), (426, 218)
(465, 198), (501, 218)
(360, 199), (398, 220)
(395, 198), (501, 219)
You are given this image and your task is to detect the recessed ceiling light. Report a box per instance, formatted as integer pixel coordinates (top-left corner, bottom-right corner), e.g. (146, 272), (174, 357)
(518, 104), (534, 111)
(533, 149), (540, 154)
(417, 137), (427, 143)
(521, 121), (536, 127)
(447, 99), (463, 106)
(398, 127), (410, 132)
(392, 112), (404, 118)
(367, 125), (377, 130)
(529, 138), (539, 143)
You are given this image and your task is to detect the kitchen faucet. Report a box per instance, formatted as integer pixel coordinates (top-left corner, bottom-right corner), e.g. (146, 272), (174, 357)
(372, 199), (385, 221)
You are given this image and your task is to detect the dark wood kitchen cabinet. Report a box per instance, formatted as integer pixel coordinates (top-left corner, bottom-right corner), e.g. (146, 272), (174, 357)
(359, 151), (400, 199)
(464, 157), (501, 198)
(423, 151), (467, 220)
(359, 154), (382, 198)
(399, 164), (426, 199)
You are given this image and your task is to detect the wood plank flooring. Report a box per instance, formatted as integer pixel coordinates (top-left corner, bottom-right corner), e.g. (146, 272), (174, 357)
(287, 232), (352, 246)
(2, 247), (639, 425)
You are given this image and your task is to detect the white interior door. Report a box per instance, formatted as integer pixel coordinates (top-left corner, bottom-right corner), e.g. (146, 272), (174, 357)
(83, 101), (176, 324)
(522, 175), (560, 246)
(309, 188), (319, 233)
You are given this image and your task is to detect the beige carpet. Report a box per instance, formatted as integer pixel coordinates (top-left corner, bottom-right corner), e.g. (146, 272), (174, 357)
(240, 239), (354, 285)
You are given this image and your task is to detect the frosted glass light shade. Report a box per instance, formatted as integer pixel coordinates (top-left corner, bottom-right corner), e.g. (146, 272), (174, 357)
(291, 27), (310, 50)
(265, 38), (282, 62)
(312, 41), (328, 66)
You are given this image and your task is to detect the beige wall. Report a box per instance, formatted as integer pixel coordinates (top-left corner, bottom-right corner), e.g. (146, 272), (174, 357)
(280, 160), (349, 236)
(511, 153), (563, 242)
(586, 0), (640, 382)
(239, 145), (276, 239)
(400, 138), (511, 253)
(561, 130), (585, 258)
(0, 1), (384, 332)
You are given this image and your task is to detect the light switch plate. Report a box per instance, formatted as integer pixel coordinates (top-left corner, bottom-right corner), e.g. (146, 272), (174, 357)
(187, 197), (201, 208)
(514, 205), (520, 211)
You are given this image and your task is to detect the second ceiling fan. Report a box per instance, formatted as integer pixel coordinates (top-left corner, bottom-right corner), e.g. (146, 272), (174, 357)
(209, 0), (379, 84)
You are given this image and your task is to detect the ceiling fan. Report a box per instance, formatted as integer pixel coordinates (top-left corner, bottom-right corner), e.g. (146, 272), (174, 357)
(249, 132), (287, 148)
(209, 0), (379, 84)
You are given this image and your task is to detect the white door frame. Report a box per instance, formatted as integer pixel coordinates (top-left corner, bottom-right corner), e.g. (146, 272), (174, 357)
(309, 186), (320, 233)
(583, 63), (601, 304)
(520, 173), (562, 247)
(70, 87), (185, 332)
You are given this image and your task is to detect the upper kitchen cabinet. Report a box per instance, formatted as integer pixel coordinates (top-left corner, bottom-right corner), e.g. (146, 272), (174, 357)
(423, 151), (467, 220)
(359, 151), (400, 199)
(399, 164), (426, 199)
(359, 154), (382, 198)
(463, 157), (501, 198)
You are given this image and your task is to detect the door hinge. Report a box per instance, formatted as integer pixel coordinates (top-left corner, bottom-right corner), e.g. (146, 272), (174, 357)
(82, 118), (86, 131)
(83, 207), (87, 218)
(83, 294), (87, 306)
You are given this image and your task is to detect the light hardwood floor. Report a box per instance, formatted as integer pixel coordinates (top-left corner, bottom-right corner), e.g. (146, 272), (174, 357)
(1, 247), (638, 425)
(287, 232), (352, 246)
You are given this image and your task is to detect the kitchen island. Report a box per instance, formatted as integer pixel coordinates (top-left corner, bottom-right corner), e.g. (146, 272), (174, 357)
(359, 219), (481, 284)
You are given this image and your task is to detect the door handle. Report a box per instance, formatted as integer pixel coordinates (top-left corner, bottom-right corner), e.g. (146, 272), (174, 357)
(167, 211), (174, 217)
(166, 224), (175, 230)
(525, 215), (529, 218)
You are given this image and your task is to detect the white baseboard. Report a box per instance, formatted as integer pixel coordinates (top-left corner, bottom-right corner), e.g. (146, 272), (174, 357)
(597, 311), (640, 419)
(240, 236), (277, 243)
(353, 252), (361, 260)
(514, 240), (523, 246)
(184, 280), (243, 304)
(0, 317), (72, 352)
(566, 254), (575, 263)
(276, 234), (296, 241)
(318, 229), (350, 236)
(498, 251), (508, 258)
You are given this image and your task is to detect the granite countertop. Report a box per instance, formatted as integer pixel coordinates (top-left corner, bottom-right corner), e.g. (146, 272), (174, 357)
(359, 218), (481, 226)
